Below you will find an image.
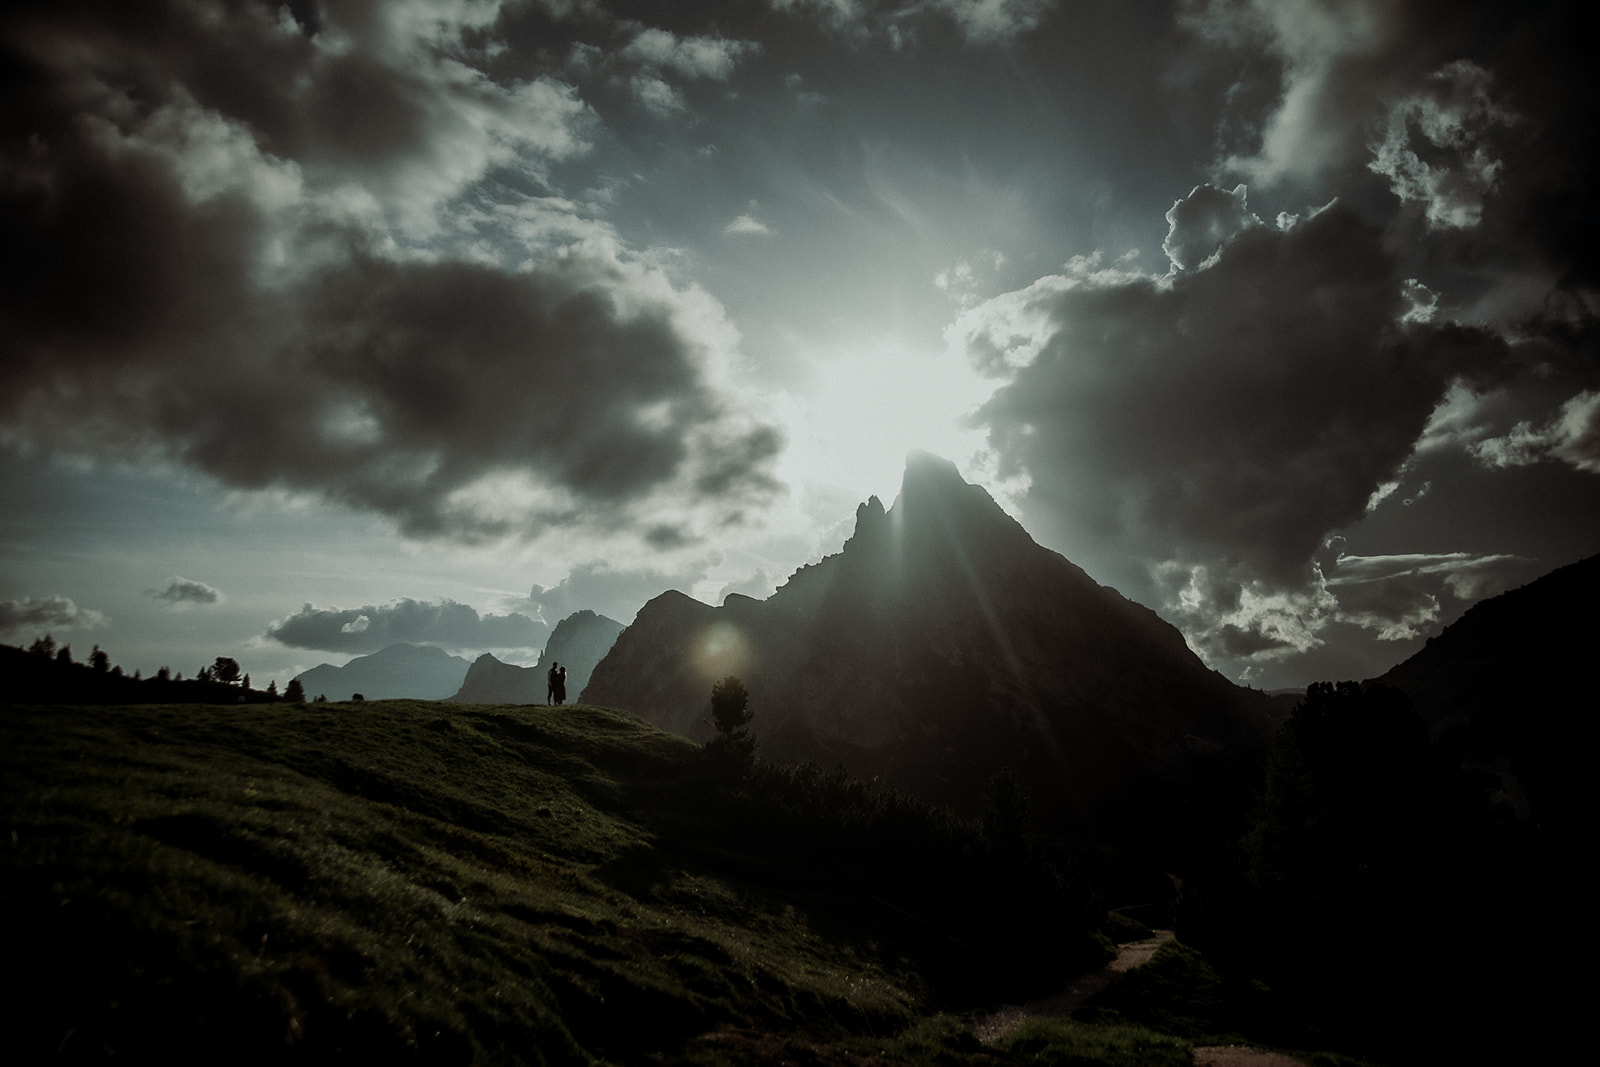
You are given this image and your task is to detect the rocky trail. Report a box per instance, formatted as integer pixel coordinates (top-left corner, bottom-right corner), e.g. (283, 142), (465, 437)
(970, 929), (1313, 1067)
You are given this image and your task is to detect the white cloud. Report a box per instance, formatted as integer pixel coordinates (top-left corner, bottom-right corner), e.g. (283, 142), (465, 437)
(1322, 550), (1527, 639)
(1368, 60), (1518, 229)
(623, 29), (760, 80)
(631, 74), (688, 116)
(724, 214), (773, 236)
(1162, 183), (1261, 272)
(150, 577), (224, 606)
(1472, 390), (1600, 473)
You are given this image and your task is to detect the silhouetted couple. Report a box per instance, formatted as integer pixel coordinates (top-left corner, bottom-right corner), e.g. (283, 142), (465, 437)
(547, 662), (567, 705)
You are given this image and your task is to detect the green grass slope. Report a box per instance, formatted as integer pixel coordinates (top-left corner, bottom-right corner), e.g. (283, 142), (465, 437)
(3, 699), (1137, 1065)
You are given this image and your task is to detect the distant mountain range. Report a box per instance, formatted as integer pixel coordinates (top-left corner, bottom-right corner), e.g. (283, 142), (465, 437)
(287, 611), (625, 704)
(448, 610), (624, 704)
(584, 452), (1280, 832)
(292, 643), (471, 701)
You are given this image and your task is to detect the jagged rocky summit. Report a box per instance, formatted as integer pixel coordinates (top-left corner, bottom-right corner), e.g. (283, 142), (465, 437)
(448, 610), (624, 704)
(584, 452), (1276, 831)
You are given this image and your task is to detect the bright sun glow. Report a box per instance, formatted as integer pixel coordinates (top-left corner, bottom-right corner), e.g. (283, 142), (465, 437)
(776, 337), (994, 503)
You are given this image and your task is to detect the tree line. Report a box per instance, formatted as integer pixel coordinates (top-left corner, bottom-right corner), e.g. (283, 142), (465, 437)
(5, 636), (312, 705)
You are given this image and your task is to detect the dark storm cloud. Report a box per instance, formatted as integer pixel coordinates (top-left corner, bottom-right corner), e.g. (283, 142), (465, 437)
(969, 201), (1508, 582)
(150, 577), (222, 606)
(0, 596), (105, 636)
(1188, 0), (1600, 295)
(0, 0), (783, 543)
(957, 196), (1536, 663)
(940, 1), (1599, 681)
(267, 599), (545, 654)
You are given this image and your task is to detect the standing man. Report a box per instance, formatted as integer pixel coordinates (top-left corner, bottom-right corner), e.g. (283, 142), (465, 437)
(547, 662), (560, 705)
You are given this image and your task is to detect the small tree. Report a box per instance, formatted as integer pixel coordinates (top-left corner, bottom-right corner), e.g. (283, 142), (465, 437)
(28, 634), (56, 658)
(90, 645), (110, 673)
(284, 678), (306, 703)
(708, 675), (755, 759)
(212, 657), (242, 685)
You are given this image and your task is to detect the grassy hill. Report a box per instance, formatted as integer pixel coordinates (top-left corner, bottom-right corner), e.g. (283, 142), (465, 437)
(1, 698), (1201, 1065)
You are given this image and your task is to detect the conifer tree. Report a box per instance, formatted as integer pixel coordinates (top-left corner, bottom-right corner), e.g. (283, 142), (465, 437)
(708, 675), (756, 759)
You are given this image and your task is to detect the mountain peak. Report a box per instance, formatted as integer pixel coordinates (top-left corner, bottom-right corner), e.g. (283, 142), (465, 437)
(903, 449), (962, 482)
(898, 451), (971, 508)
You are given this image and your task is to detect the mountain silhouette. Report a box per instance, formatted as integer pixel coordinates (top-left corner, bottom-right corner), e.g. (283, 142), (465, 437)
(448, 652), (544, 704)
(448, 610), (624, 704)
(1375, 552), (1596, 832)
(584, 452), (1275, 831)
(292, 643), (470, 702)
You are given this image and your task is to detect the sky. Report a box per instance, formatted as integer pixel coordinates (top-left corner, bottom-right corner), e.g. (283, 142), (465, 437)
(2, 0), (1596, 692)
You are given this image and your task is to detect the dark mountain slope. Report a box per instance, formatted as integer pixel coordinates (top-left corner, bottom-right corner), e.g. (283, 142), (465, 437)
(1376, 551), (1597, 830)
(585, 453), (1275, 832)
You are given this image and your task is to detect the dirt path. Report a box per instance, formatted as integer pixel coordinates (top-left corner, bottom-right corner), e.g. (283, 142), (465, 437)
(1189, 1047), (1311, 1067)
(970, 930), (1310, 1067)
(969, 929), (1175, 1042)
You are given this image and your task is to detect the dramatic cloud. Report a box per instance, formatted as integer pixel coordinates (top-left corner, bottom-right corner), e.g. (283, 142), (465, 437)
(267, 599), (545, 654)
(0, 0), (783, 548)
(1367, 60), (1518, 230)
(1181, 0), (1428, 185)
(0, 596), (106, 636)
(952, 197), (1525, 667)
(1162, 183), (1260, 271)
(150, 577), (223, 606)
(3, 0), (1594, 694)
